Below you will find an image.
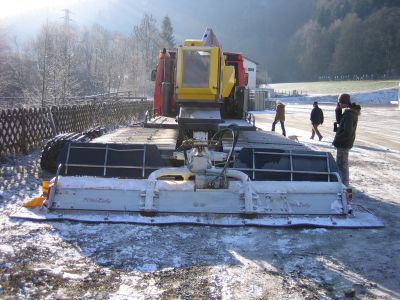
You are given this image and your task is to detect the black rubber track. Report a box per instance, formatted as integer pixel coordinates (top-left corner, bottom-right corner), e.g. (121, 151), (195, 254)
(40, 133), (73, 173)
(40, 127), (106, 173)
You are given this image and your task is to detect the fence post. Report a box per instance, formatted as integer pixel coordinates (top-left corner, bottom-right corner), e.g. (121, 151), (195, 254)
(47, 107), (57, 136)
(51, 106), (59, 134)
(19, 109), (28, 154)
(0, 111), (3, 159)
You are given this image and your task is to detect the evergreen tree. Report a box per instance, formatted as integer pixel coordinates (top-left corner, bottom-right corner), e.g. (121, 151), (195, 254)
(291, 0), (400, 80)
(160, 16), (175, 50)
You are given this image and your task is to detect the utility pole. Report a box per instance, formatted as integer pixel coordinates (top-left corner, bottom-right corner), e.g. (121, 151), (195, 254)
(61, 9), (73, 105)
(62, 9), (72, 28)
(41, 18), (49, 108)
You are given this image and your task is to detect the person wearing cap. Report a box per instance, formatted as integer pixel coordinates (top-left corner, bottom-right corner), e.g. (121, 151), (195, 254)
(272, 102), (286, 136)
(333, 93), (361, 186)
(310, 101), (324, 141)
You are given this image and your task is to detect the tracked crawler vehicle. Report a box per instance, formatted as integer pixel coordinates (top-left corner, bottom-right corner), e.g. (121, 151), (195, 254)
(12, 29), (382, 227)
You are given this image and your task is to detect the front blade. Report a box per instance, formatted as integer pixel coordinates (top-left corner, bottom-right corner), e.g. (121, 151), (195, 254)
(10, 206), (383, 228)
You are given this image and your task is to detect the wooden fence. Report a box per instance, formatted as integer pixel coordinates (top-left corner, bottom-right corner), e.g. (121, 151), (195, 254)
(0, 100), (150, 157)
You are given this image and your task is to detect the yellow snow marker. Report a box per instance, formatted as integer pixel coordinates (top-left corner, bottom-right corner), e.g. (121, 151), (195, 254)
(41, 181), (50, 197)
(22, 181), (50, 207)
(22, 196), (46, 207)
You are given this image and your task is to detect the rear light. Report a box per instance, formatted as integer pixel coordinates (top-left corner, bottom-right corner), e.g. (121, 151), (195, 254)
(159, 52), (165, 59)
(43, 181), (54, 200)
(41, 181), (50, 198)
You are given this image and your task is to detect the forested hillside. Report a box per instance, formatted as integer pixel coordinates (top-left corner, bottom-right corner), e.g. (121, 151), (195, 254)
(289, 0), (400, 81)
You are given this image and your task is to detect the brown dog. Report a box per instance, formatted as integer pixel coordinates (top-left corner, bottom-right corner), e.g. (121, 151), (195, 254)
(288, 135), (300, 142)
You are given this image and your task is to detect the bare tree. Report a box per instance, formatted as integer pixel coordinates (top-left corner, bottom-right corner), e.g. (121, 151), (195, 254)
(11, 37), (41, 106)
(0, 26), (23, 102)
(2, 13), (170, 108)
(29, 22), (84, 106)
(131, 14), (162, 96)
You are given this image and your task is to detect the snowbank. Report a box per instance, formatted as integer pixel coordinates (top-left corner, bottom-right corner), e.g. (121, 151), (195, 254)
(272, 88), (398, 105)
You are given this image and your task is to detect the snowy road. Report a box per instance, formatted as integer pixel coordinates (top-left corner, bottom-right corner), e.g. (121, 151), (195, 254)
(1, 103), (400, 299)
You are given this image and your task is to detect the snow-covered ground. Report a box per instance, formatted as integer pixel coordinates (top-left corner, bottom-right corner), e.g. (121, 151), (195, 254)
(272, 87), (398, 105)
(1, 88), (400, 299)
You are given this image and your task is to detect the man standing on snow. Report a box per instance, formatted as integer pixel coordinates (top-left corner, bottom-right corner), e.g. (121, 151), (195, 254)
(272, 102), (286, 136)
(333, 93), (361, 186)
(310, 101), (324, 141)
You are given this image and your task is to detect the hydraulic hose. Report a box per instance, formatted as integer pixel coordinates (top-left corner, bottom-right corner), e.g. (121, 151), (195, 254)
(209, 126), (239, 186)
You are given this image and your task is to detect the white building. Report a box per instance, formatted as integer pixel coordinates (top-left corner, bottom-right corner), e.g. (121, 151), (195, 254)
(243, 57), (258, 89)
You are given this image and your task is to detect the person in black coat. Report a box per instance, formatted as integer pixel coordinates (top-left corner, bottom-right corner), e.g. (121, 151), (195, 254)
(310, 101), (324, 141)
(333, 93), (361, 186)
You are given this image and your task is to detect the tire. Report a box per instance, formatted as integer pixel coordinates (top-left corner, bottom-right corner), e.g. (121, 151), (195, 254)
(40, 128), (106, 173)
(40, 133), (72, 173)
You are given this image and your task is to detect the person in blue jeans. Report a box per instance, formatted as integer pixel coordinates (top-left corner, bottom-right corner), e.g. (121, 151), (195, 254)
(272, 102), (286, 136)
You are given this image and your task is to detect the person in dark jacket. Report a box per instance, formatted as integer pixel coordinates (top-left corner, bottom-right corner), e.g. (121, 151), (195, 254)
(310, 101), (324, 140)
(272, 102), (286, 136)
(333, 93), (361, 186)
